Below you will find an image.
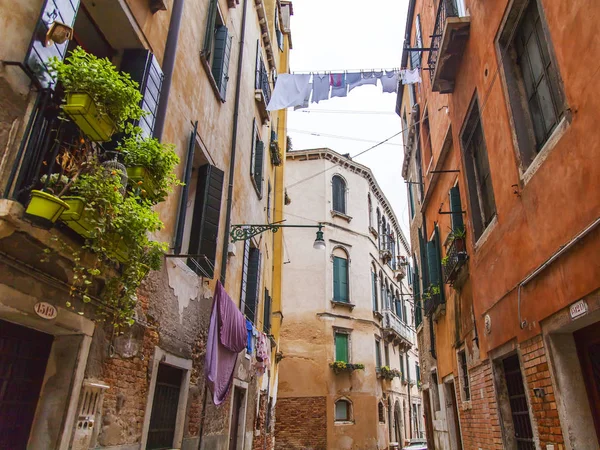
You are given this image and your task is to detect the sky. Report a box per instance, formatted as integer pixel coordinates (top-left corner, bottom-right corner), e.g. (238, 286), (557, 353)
(285, 0), (410, 238)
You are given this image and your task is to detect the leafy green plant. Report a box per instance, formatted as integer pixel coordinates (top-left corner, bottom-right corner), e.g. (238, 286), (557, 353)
(380, 366), (402, 380)
(450, 226), (466, 240)
(330, 361), (365, 374)
(46, 159), (167, 327)
(120, 134), (182, 203)
(48, 47), (146, 132)
(441, 255), (449, 267)
(430, 284), (441, 296)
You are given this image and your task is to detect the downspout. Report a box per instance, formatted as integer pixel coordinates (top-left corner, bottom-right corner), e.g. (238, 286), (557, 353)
(220, 0), (248, 284)
(518, 216), (600, 328)
(153, 0), (185, 141)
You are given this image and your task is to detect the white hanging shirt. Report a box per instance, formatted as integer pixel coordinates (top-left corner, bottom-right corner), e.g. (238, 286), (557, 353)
(400, 68), (422, 85)
(311, 74), (330, 104)
(267, 74), (311, 111)
(380, 70), (399, 93)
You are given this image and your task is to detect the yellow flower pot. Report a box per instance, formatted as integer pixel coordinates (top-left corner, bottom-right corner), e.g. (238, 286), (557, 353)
(60, 196), (97, 238)
(126, 166), (156, 194)
(62, 93), (116, 142)
(25, 190), (70, 228)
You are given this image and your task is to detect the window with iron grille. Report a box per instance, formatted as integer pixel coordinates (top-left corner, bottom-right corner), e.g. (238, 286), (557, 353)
(147, 364), (183, 450)
(251, 119), (264, 197)
(378, 401), (386, 423)
(461, 96), (496, 240)
(498, 0), (566, 170)
(241, 244), (261, 324)
(458, 350), (470, 401)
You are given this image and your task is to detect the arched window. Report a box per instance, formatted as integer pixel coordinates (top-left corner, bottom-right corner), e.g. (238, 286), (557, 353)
(381, 217), (387, 249)
(379, 272), (385, 309)
(395, 290), (403, 320)
(368, 194), (373, 228)
(378, 401), (385, 423)
(335, 398), (352, 422)
(332, 175), (346, 214)
(376, 209), (381, 247)
(332, 247), (349, 303)
(371, 264), (378, 312)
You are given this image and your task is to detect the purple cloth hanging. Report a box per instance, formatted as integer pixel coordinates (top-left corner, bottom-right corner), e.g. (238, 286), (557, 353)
(205, 281), (247, 405)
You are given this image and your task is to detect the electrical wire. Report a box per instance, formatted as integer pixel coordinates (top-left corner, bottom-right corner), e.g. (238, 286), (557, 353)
(287, 128), (403, 146)
(292, 109), (397, 115)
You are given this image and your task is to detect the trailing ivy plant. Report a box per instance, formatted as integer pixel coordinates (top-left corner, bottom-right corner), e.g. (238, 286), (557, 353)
(45, 159), (167, 327)
(120, 133), (182, 203)
(48, 47), (146, 132)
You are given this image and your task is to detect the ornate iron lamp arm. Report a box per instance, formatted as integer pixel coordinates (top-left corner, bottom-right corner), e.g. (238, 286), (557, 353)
(230, 223), (323, 242)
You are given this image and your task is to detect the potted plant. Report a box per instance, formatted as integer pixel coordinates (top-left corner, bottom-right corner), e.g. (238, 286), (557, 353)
(379, 366), (402, 380)
(441, 255), (450, 269)
(24, 187), (71, 228)
(119, 134), (181, 203)
(329, 361), (365, 375)
(48, 47), (146, 141)
(450, 226), (467, 253)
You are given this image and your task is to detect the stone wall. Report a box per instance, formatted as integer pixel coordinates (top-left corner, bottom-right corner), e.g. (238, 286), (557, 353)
(274, 397), (326, 450)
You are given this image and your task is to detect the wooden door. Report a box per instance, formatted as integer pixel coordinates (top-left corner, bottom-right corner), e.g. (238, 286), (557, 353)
(574, 321), (600, 442)
(0, 320), (53, 450)
(229, 388), (244, 450)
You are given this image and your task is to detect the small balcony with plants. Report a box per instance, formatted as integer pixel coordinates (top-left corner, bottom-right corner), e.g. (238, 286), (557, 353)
(255, 54), (272, 123)
(382, 309), (414, 351)
(377, 365), (402, 381)
(427, 0), (471, 93)
(1, 48), (180, 327)
(330, 361), (365, 375)
(269, 130), (282, 166)
(423, 284), (444, 317)
(442, 227), (468, 285)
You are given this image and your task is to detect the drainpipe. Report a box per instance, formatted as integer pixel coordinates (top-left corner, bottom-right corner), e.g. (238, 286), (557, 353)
(219, 0), (249, 284)
(518, 216), (600, 328)
(153, 0), (185, 141)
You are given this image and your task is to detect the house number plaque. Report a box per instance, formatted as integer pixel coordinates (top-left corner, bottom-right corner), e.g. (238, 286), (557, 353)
(569, 299), (588, 320)
(34, 302), (58, 320)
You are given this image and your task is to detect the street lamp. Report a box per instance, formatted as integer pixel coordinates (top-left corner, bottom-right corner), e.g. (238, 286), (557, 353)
(230, 222), (326, 250)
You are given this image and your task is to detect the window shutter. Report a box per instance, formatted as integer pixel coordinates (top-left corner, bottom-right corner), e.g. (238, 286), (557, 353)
(203, 0), (218, 55)
(335, 333), (348, 362)
(173, 124), (197, 254)
(263, 288), (272, 334)
(434, 225), (445, 302)
(449, 186), (464, 232)
(120, 49), (164, 138)
(255, 40), (262, 90)
(250, 120), (257, 178)
(375, 340), (382, 368)
(418, 228), (429, 287)
(332, 177), (345, 213)
(212, 26), (232, 100)
(245, 248), (261, 323)
(411, 15), (423, 69)
(254, 140), (264, 195)
(372, 272), (378, 311)
(239, 238), (251, 310)
(26, 0), (80, 88)
(427, 240), (440, 287)
(333, 257), (341, 301)
(187, 164), (225, 278)
(400, 353), (405, 380)
(339, 258), (349, 302)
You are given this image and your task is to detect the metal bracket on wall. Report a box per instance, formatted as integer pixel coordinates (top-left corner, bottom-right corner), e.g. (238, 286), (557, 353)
(437, 203), (466, 215)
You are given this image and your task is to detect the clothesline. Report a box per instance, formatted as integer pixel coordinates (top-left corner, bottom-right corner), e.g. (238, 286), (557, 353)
(290, 67), (401, 74)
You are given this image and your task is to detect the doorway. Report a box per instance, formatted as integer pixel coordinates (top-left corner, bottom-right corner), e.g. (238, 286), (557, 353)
(147, 364), (184, 449)
(422, 389), (435, 450)
(574, 321), (600, 442)
(229, 387), (246, 450)
(444, 379), (463, 450)
(0, 320), (53, 449)
(502, 354), (535, 450)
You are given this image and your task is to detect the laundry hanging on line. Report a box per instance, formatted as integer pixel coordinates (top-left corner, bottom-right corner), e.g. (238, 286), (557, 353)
(266, 68), (411, 112)
(400, 68), (422, 85)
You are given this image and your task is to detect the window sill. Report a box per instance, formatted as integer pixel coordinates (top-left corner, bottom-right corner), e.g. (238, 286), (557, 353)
(334, 420), (355, 426)
(331, 210), (352, 222)
(461, 400), (472, 411)
(521, 115), (570, 186)
(331, 300), (355, 310)
(473, 215), (498, 251)
(373, 311), (383, 320)
(369, 226), (378, 238)
(200, 52), (225, 103)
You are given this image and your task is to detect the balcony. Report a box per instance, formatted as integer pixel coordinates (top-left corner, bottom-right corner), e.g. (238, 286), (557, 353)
(382, 310), (414, 350)
(394, 262), (406, 281)
(255, 56), (272, 123)
(427, 0), (471, 94)
(424, 291), (444, 317)
(442, 237), (468, 285)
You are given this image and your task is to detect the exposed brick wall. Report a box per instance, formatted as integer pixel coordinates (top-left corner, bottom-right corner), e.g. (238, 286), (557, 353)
(455, 360), (503, 450)
(275, 397), (326, 450)
(253, 391), (275, 450)
(521, 336), (565, 450)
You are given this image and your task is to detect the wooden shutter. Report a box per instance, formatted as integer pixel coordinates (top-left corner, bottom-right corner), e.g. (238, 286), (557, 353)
(212, 26), (232, 100)
(173, 123), (197, 254)
(333, 257), (348, 302)
(434, 225), (444, 302)
(335, 333), (348, 362)
(411, 14), (423, 69)
(263, 288), (272, 334)
(120, 49), (164, 138)
(400, 352), (405, 380)
(245, 248), (261, 323)
(26, 0), (81, 88)
(372, 271), (378, 311)
(375, 340), (381, 368)
(187, 164), (225, 278)
(255, 40), (262, 90)
(203, 0), (218, 55)
(254, 140), (264, 196)
(418, 228), (429, 287)
(449, 186), (464, 232)
(239, 239), (251, 310)
(426, 240), (440, 287)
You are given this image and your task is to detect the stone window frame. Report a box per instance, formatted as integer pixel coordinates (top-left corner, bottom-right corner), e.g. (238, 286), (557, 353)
(378, 400), (386, 423)
(334, 397), (354, 424)
(495, 0), (570, 185)
(330, 245), (352, 307)
(140, 347), (192, 450)
(456, 347), (471, 403)
(333, 326), (353, 364)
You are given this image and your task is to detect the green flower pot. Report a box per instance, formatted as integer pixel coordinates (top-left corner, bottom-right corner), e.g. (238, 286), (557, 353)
(62, 93), (116, 142)
(126, 166), (156, 195)
(60, 196), (97, 238)
(25, 190), (70, 229)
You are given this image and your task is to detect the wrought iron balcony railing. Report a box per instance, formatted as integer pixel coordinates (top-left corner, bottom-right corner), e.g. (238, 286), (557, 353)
(382, 309), (415, 347)
(424, 292), (444, 317)
(255, 56), (271, 107)
(427, 0), (459, 81)
(442, 237), (468, 285)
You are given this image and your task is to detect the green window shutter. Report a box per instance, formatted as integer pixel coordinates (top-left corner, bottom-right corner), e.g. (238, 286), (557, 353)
(372, 272), (378, 311)
(333, 257), (348, 302)
(449, 186), (464, 232)
(255, 40), (262, 90)
(375, 340), (381, 368)
(254, 140), (264, 196)
(418, 228), (429, 287)
(26, 0), (81, 88)
(263, 288), (272, 334)
(203, 0), (218, 54)
(239, 239), (251, 310)
(211, 26), (232, 100)
(332, 176), (346, 213)
(408, 184), (415, 219)
(434, 225), (444, 302)
(245, 248), (262, 323)
(335, 333), (348, 362)
(187, 164), (225, 278)
(427, 240), (440, 287)
(250, 120), (257, 178)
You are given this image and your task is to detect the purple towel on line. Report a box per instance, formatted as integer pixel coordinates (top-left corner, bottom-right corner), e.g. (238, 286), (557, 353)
(205, 281), (247, 405)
